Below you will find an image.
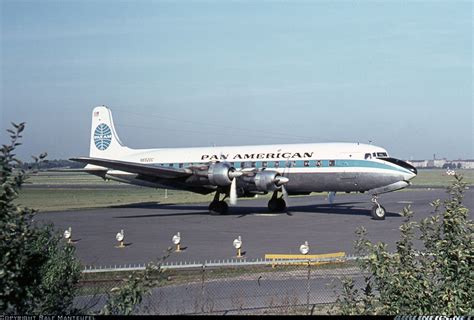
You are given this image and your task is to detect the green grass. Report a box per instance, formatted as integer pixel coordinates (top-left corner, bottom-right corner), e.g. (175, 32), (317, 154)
(17, 187), (216, 212)
(16, 170), (473, 212)
(410, 169), (474, 187)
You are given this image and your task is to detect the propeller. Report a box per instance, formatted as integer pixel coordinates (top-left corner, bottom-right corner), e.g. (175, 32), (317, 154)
(328, 191), (336, 206)
(229, 177), (238, 205)
(228, 169), (243, 206)
(281, 184), (290, 205)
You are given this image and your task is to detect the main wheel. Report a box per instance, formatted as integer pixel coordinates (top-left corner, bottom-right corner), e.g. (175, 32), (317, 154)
(209, 201), (228, 215)
(371, 204), (386, 220)
(268, 198), (287, 212)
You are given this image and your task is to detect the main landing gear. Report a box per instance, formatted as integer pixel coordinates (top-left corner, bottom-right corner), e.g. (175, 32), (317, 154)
(268, 190), (287, 212)
(209, 192), (229, 215)
(371, 195), (386, 220)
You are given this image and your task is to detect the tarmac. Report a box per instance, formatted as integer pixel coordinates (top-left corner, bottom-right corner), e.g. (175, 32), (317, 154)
(36, 188), (473, 266)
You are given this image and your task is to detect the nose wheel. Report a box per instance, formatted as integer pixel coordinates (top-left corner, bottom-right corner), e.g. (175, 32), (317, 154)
(371, 196), (386, 220)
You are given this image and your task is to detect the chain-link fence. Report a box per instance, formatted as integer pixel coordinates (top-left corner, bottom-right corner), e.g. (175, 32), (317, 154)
(74, 257), (366, 315)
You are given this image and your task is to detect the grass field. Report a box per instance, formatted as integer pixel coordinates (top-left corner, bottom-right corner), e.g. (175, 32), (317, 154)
(16, 169), (473, 212)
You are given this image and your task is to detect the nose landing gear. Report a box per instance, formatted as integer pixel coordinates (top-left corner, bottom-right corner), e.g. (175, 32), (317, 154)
(371, 195), (386, 220)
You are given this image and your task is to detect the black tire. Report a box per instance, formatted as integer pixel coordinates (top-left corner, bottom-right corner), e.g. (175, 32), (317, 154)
(371, 204), (386, 220)
(276, 198), (287, 211)
(209, 201), (220, 215)
(209, 201), (228, 215)
(268, 198), (287, 212)
(217, 201), (229, 214)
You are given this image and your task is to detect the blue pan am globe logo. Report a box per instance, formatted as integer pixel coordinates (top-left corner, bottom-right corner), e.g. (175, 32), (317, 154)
(94, 123), (112, 150)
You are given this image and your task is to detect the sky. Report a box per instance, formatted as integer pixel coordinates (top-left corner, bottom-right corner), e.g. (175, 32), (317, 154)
(1, 0), (472, 161)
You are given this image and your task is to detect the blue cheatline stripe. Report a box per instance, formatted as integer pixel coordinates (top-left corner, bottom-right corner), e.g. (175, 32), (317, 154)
(150, 159), (410, 174)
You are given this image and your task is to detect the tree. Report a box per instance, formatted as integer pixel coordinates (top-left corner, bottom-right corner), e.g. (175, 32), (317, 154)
(0, 123), (82, 314)
(334, 174), (473, 315)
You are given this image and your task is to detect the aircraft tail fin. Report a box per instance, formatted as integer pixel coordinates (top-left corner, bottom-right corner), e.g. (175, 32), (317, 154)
(89, 106), (132, 159)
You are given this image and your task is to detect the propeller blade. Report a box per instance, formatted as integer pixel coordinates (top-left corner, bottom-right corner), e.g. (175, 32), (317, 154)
(328, 191), (336, 205)
(281, 184), (289, 206)
(229, 178), (237, 205)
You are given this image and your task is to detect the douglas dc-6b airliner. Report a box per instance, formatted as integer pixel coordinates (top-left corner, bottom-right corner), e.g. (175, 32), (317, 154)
(71, 106), (418, 220)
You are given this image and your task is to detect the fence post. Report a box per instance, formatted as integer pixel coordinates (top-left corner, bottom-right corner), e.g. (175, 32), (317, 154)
(201, 263), (206, 313)
(307, 259), (311, 315)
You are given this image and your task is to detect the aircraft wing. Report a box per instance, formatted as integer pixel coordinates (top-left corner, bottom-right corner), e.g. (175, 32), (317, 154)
(70, 157), (192, 179)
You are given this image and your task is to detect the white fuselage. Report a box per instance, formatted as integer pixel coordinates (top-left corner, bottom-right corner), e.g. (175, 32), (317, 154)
(98, 142), (416, 194)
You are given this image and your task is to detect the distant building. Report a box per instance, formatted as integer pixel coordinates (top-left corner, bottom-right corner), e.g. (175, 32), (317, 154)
(407, 159), (474, 169)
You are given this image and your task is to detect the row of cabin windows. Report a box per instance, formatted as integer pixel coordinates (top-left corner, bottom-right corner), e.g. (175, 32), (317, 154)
(160, 160), (338, 169)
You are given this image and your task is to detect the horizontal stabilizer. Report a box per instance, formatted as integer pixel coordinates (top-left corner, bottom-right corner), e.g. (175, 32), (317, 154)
(70, 157), (192, 179)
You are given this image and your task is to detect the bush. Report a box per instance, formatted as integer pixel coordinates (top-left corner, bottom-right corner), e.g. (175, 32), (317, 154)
(0, 123), (82, 314)
(334, 174), (473, 315)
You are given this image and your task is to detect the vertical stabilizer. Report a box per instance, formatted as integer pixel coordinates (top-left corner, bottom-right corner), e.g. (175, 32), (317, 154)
(89, 106), (132, 159)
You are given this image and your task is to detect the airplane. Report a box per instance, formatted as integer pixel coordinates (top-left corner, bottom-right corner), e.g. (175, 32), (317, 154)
(71, 106), (418, 220)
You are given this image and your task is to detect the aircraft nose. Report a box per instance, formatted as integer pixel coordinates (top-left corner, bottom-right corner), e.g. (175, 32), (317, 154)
(399, 160), (417, 180)
(380, 157), (417, 180)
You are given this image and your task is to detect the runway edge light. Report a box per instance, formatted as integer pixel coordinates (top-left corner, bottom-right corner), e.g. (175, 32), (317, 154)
(116, 229), (125, 248)
(233, 236), (243, 258)
(64, 227), (72, 244)
(172, 232), (181, 252)
(300, 241), (309, 255)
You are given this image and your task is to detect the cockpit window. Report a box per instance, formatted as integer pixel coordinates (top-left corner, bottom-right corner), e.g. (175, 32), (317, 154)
(377, 152), (388, 158)
(364, 153), (372, 159)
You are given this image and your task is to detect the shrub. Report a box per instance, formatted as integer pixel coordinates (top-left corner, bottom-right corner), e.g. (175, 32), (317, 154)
(335, 175), (473, 315)
(0, 123), (82, 314)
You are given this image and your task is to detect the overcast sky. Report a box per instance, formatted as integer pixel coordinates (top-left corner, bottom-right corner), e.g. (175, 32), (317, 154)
(1, 0), (472, 161)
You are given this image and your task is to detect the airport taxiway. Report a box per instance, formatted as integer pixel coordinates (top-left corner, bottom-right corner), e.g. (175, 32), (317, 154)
(36, 189), (473, 266)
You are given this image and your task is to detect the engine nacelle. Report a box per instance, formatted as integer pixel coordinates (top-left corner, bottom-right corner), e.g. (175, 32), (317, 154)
(207, 162), (233, 186)
(253, 170), (281, 192)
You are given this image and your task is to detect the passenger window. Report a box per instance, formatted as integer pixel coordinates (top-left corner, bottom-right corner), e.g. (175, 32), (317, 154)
(304, 161), (309, 167)
(316, 160), (321, 167)
(274, 161), (280, 168)
(241, 162), (246, 169)
(329, 160), (335, 167)
(251, 162), (256, 168)
(262, 161), (268, 168)
(169, 163), (174, 168)
(179, 163), (183, 168)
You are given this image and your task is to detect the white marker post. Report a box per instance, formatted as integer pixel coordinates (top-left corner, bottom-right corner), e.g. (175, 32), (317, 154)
(64, 227), (72, 244)
(299, 241), (309, 255)
(233, 236), (243, 258)
(116, 230), (125, 248)
(172, 232), (181, 252)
